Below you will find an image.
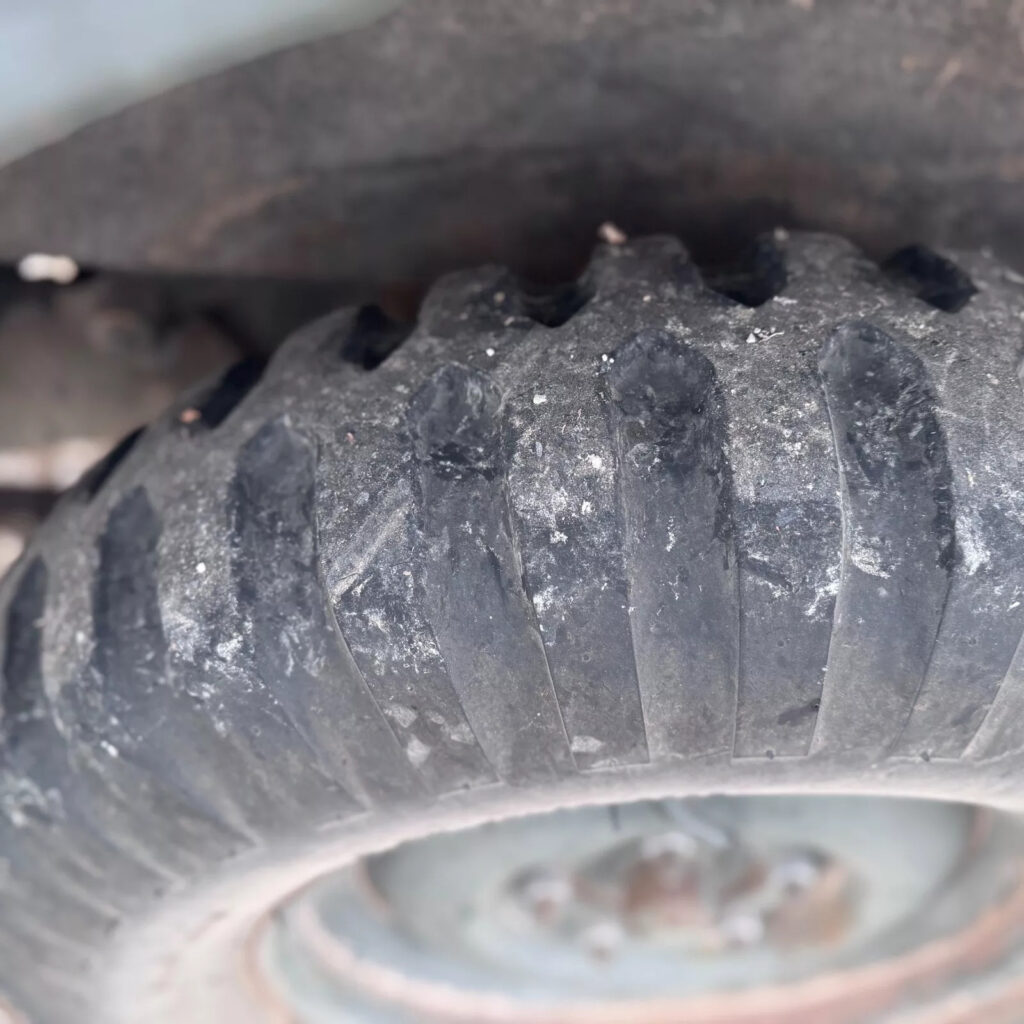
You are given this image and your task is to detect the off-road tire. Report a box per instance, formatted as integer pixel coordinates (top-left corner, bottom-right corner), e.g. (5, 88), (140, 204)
(3, 232), (1024, 1023)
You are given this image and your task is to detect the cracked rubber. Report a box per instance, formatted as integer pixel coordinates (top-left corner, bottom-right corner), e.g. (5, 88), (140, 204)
(3, 231), (1024, 1022)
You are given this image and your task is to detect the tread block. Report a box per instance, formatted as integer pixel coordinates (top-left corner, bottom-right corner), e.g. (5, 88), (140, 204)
(80, 487), (275, 856)
(584, 235), (698, 299)
(733, 500), (842, 758)
(607, 329), (739, 759)
(410, 365), (575, 783)
(509, 369), (650, 770)
(814, 320), (954, 756)
(417, 267), (525, 339)
(0, 558), (177, 916)
(2, 558), (48, 732)
(331, 494), (498, 791)
(231, 421), (423, 806)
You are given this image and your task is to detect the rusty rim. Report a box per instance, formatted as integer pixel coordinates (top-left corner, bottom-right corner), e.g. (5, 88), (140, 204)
(256, 795), (1024, 1023)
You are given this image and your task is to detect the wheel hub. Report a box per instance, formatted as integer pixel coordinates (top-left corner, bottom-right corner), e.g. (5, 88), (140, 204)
(258, 795), (1024, 1022)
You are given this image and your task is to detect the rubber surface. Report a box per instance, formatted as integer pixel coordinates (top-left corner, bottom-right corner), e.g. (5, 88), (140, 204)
(2, 231), (1024, 1022)
(7, 0), (1024, 290)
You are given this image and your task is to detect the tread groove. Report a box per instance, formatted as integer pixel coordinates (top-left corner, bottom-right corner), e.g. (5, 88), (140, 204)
(719, 238), (847, 758)
(506, 503), (578, 770)
(966, 627), (1024, 759)
(891, 578), (955, 756)
(811, 320), (954, 756)
(325, 483), (498, 793)
(194, 357), (266, 429)
(1, 557), (48, 731)
(508, 337), (651, 770)
(704, 235), (788, 308)
(231, 420), (422, 808)
(607, 328), (739, 759)
(0, 560), (159, 923)
(409, 363), (575, 783)
(78, 427), (144, 501)
(882, 245), (977, 313)
(53, 488), (251, 874)
(339, 305), (412, 370)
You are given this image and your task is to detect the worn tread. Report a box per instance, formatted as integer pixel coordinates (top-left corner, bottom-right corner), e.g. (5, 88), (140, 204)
(0, 231), (1023, 1024)
(608, 328), (739, 759)
(813, 320), (954, 756)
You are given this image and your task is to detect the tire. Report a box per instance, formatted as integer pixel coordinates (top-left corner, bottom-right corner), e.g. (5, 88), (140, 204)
(2, 231), (1024, 1023)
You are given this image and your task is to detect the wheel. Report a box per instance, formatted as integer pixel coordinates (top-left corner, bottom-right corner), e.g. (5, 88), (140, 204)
(3, 231), (1024, 1023)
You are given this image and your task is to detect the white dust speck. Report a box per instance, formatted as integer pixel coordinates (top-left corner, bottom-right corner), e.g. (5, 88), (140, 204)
(533, 394), (548, 406)
(850, 536), (891, 579)
(485, 347), (496, 357)
(448, 722), (476, 744)
(587, 454), (604, 470)
(385, 704), (418, 729)
(804, 564), (841, 617)
(745, 327), (785, 344)
(959, 517), (990, 576)
(406, 736), (432, 767)
(550, 530), (568, 545)
(100, 741), (120, 759)
(216, 637), (242, 660)
(580, 500), (594, 515)
(195, 562), (206, 575)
